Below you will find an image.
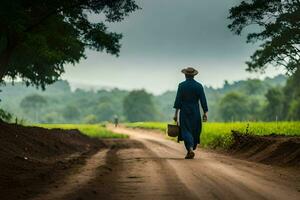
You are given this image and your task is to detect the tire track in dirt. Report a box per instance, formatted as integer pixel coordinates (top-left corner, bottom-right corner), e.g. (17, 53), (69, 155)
(31, 149), (108, 200)
(30, 127), (300, 200)
(61, 139), (198, 200)
(110, 126), (300, 200)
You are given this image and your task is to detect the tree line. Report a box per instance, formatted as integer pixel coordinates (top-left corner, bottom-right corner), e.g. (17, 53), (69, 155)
(1, 74), (296, 123)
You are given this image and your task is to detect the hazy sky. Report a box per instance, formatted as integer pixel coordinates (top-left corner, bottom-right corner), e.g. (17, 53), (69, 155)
(62, 0), (284, 94)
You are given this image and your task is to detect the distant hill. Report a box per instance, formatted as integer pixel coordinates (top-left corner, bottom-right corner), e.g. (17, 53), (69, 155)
(1, 80), (72, 98)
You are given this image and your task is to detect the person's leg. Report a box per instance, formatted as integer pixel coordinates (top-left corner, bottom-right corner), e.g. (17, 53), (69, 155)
(184, 140), (195, 159)
(183, 132), (194, 152)
(184, 141), (192, 152)
(181, 130), (195, 159)
(180, 113), (195, 159)
(193, 144), (197, 150)
(193, 118), (202, 150)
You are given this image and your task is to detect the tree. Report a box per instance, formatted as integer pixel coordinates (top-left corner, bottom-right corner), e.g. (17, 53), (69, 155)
(20, 94), (47, 122)
(42, 112), (60, 123)
(282, 67), (300, 120)
(228, 0), (300, 74)
(219, 92), (249, 121)
(223, 80), (231, 92)
(83, 114), (98, 124)
(247, 98), (263, 121)
(263, 87), (284, 121)
(123, 90), (158, 122)
(287, 99), (300, 120)
(95, 102), (115, 122)
(0, 0), (139, 88)
(242, 79), (266, 95)
(62, 105), (80, 122)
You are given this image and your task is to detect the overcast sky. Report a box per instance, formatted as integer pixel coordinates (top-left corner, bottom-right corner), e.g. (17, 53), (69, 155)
(62, 0), (284, 94)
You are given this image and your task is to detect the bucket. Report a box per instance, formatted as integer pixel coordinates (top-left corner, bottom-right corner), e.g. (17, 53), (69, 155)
(167, 124), (180, 137)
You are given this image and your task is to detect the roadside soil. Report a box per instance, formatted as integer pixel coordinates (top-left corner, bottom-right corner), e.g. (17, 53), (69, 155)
(230, 130), (300, 166)
(0, 121), (104, 200)
(1, 122), (300, 200)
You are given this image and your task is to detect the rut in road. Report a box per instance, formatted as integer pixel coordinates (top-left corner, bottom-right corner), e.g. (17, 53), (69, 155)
(31, 149), (108, 200)
(31, 127), (300, 200)
(108, 126), (300, 200)
(31, 139), (196, 200)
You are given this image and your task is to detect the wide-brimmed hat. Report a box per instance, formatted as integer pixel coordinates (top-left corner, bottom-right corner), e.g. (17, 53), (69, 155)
(181, 67), (198, 76)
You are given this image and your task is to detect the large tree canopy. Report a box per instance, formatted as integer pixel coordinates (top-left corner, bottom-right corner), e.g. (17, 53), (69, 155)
(219, 92), (250, 121)
(228, 0), (300, 74)
(123, 90), (158, 122)
(263, 87), (284, 121)
(0, 0), (139, 88)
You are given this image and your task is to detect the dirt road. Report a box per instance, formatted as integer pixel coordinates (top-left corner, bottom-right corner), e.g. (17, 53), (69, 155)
(31, 126), (300, 200)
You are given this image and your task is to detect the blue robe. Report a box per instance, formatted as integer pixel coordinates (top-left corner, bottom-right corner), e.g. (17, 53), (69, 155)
(173, 78), (208, 150)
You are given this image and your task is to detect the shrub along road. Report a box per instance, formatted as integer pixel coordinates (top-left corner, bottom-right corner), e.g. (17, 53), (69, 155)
(30, 125), (300, 200)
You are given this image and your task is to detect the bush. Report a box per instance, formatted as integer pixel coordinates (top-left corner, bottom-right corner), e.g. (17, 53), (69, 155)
(83, 114), (98, 124)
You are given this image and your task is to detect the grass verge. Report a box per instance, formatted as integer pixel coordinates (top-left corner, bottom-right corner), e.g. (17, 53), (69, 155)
(35, 124), (128, 139)
(125, 121), (300, 149)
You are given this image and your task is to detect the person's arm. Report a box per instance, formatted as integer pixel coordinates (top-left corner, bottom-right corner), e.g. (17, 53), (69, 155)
(199, 85), (208, 122)
(174, 109), (179, 122)
(173, 84), (182, 122)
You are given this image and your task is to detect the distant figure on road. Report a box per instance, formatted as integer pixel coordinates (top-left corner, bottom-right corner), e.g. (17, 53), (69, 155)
(173, 67), (208, 159)
(114, 115), (119, 127)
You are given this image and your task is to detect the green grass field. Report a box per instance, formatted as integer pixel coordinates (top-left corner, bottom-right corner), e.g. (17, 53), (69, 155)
(36, 124), (128, 139)
(125, 122), (300, 148)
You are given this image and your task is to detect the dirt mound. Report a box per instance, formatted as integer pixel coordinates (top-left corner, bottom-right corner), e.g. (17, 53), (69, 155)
(0, 121), (104, 200)
(230, 131), (300, 166)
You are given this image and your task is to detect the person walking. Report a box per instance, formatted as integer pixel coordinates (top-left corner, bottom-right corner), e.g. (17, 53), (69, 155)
(114, 115), (119, 127)
(173, 67), (208, 159)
